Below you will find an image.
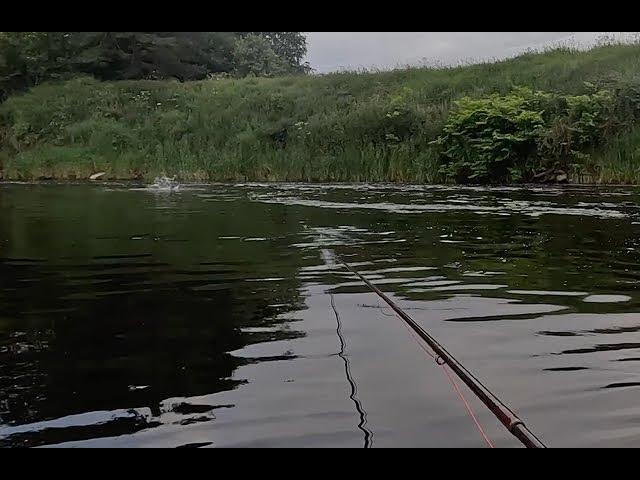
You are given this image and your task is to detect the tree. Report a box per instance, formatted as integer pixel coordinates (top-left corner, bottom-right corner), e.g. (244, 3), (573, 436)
(67, 32), (220, 81)
(0, 32), (310, 100)
(258, 32), (309, 72)
(232, 34), (289, 78)
(237, 32), (310, 74)
(0, 32), (60, 100)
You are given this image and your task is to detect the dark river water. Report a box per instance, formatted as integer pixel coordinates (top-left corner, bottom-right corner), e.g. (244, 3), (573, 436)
(1, 182), (640, 448)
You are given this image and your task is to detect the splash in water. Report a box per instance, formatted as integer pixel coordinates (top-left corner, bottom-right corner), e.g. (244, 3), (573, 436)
(150, 177), (180, 192)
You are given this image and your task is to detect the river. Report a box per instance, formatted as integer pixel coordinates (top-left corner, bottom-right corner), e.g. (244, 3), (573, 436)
(1, 182), (639, 447)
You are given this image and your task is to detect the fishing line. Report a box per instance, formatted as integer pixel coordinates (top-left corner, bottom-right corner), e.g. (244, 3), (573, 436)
(376, 296), (494, 447)
(330, 292), (373, 448)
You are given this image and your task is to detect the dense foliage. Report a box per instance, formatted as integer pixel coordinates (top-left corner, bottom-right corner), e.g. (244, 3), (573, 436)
(433, 81), (640, 183)
(0, 32), (309, 100)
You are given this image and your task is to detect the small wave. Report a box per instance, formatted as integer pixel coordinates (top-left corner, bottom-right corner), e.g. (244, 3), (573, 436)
(251, 195), (628, 219)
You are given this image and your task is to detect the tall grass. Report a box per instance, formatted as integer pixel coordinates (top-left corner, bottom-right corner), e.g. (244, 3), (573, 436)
(592, 126), (640, 183)
(2, 42), (640, 182)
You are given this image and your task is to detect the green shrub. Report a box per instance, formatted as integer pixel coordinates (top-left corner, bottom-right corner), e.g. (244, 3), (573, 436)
(433, 83), (640, 183)
(432, 87), (545, 183)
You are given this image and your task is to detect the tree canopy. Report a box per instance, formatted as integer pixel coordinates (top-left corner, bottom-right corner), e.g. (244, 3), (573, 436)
(0, 32), (310, 100)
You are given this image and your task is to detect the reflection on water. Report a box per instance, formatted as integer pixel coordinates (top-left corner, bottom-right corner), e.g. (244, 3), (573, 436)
(1, 182), (640, 447)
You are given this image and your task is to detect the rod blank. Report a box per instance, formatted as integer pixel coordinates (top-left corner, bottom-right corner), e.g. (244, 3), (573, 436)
(338, 259), (546, 449)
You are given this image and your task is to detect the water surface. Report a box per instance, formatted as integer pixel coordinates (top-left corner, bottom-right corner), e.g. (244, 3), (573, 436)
(1, 182), (640, 448)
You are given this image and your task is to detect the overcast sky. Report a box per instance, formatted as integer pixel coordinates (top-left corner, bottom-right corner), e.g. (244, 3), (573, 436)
(305, 32), (638, 73)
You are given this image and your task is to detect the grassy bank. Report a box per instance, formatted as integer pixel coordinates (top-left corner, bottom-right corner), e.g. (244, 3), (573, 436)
(2, 42), (640, 183)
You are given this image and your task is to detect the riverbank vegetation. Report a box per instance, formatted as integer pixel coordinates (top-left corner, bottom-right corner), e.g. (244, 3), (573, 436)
(1, 37), (640, 183)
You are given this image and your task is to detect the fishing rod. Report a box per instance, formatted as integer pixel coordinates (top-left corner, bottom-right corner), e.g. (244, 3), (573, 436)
(338, 258), (547, 449)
